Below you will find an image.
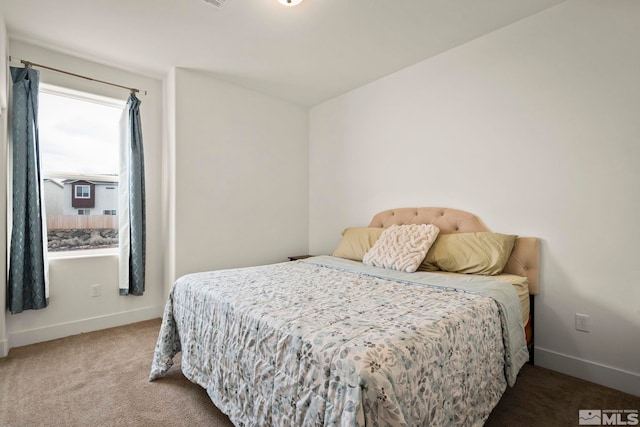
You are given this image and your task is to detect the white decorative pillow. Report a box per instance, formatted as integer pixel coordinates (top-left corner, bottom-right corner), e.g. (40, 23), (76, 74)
(363, 224), (440, 273)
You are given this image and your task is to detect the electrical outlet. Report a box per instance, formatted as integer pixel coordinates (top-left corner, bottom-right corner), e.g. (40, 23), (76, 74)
(91, 284), (101, 297)
(575, 313), (590, 332)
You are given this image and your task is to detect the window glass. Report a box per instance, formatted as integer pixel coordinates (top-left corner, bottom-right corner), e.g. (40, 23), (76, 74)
(75, 185), (90, 199)
(39, 84), (125, 252)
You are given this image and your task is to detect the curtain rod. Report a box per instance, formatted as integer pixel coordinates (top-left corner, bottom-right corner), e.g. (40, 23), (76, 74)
(10, 56), (142, 95)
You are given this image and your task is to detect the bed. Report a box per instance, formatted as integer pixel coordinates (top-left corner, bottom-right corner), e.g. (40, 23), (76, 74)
(150, 207), (539, 426)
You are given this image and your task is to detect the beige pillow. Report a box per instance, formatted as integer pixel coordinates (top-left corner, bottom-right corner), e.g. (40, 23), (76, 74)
(420, 232), (517, 275)
(363, 224), (440, 273)
(418, 252), (440, 272)
(332, 227), (384, 261)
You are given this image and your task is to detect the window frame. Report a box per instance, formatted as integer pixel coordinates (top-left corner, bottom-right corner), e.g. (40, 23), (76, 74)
(75, 185), (91, 199)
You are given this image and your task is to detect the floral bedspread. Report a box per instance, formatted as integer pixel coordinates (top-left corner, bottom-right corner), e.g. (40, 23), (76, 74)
(150, 256), (528, 426)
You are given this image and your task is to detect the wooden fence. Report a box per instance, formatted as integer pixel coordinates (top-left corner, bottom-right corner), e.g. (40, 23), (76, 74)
(47, 215), (118, 230)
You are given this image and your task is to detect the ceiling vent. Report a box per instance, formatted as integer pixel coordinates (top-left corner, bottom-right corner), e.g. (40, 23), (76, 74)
(203, 0), (229, 8)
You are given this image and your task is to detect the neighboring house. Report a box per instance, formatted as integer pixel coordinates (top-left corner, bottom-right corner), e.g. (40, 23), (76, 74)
(43, 178), (64, 216)
(42, 174), (119, 232)
(60, 175), (118, 216)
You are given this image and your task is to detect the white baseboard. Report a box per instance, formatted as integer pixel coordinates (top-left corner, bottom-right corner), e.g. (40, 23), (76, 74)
(7, 305), (163, 350)
(0, 338), (8, 357)
(535, 347), (640, 397)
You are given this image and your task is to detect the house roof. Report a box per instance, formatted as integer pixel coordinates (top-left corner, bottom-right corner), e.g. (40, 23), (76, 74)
(48, 173), (118, 185)
(63, 180), (119, 186)
(43, 178), (64, 188)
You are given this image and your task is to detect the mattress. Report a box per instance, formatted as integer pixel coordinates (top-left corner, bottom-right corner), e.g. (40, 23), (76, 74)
(150, 255), (528, 426)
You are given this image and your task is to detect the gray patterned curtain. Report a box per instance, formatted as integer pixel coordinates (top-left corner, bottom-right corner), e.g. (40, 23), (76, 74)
(7, 66), (49, 313)
(118, 93), (145, 296)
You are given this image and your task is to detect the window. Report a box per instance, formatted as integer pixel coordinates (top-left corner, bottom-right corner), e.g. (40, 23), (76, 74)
(39, 84), (125, 252)
(75, 185), (91, 199)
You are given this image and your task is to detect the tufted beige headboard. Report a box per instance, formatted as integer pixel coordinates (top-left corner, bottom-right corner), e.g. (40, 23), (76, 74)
(368, 207), (540, 295)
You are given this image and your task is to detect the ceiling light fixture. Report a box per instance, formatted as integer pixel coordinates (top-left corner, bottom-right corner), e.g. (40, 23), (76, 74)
(278, 0), (303, 6)
(203, 0), (229, 7)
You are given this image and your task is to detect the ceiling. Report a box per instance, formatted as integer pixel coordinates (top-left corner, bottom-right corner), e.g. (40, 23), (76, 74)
(2, 0), (565, 107)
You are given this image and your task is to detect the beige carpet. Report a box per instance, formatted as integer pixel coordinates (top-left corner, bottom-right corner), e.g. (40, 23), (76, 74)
(0, 319), (637, 426)
(0, 319), (231, 427)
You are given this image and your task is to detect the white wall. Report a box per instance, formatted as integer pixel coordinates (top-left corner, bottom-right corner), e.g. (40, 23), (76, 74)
(309, 0), (640, 396)
(0, 10), (6, 111)
(0, 11), (8, 357)
(161, 68), (176, 298)
(168, 68), (309, 282)
(4, 40), (165, 348)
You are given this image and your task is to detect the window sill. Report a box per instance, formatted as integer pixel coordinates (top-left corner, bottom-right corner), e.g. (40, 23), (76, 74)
(47, 247), (119, 260)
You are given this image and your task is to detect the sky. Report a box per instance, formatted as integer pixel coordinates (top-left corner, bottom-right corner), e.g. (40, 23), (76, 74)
(38, 91), (123, 176)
